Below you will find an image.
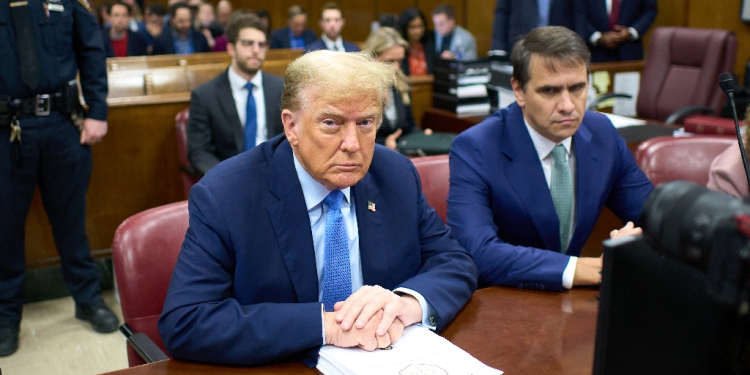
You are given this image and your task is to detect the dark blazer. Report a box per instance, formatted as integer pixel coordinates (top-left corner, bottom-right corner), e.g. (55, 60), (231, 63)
(269, 26), (317, 49)
(447, 102), (653, 291)
(159, 135), (478, 366)
(491, 0), (575, 52)
(101, 29), (149, 57)
(376, 88), (419, 145)
(187, 70), (285, 175)
(152, 26), (211, 55)
(305, 39), (360, 52)
(574, 0), (658, 62)
(401, 38), (437, 76)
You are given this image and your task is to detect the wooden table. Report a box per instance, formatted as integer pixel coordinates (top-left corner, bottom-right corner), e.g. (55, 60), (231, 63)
(101, 287), (600, 375)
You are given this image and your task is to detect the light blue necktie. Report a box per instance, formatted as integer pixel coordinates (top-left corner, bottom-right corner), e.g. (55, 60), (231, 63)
(321, 190), (352, 312)
(243, 82), (257, 151)
(550, 145), (573, 254)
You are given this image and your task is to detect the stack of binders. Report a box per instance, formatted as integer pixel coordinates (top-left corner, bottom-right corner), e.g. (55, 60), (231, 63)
(432, 58), (492, 115)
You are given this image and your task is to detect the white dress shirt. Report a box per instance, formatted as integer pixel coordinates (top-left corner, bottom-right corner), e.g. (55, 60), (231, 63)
(292, 154), (437, 344)
(227, 67), (269, 144)
(321, 34), (345, 51)
(589, 0), (640, 46)
(523, 119), (578, 289)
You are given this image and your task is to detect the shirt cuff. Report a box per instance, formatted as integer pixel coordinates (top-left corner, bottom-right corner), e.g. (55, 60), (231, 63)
(320, 304), (326, 345)
(562, 256), (577, 289)
(393, 287), (437, 330)
(628, 27), (639, 40)
(590, 31), (602, 46)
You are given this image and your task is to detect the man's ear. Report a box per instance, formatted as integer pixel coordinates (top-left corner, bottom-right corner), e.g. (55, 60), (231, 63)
(511, 78), (525, 108)
(282, 109), (299, 146)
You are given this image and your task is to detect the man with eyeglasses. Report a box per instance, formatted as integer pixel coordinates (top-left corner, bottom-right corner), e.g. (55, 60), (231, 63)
(187, 13), (284, 175)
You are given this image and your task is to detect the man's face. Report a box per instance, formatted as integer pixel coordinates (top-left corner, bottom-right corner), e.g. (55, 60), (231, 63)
(172, 8), (192, 36)
(511, 54), (588, 143)
(289, 14), (307, 36)
(109, 4), (130, 33)
(432, 13), (455, 36)
(216, 2), (232, 26)
(228, 28), (268, 77)
(319, 9), (344, 40)
(283, 89), (380, 191)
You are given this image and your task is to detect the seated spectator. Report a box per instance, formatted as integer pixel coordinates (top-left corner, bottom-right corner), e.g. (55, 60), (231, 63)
(363, 27), (433, 150)
(306, 2), (359, 52)
(256, 8), (271, 35)
(187, 13), (285, 175)
(159, 49), (477, 366)
(196, 2), (224, 49)
(102, 2), (148, 57)
(431, 4), (477, 60)
(216, 0), (233, 31)
(270, 5), (317, 49)
(398, 7), (436, 76)
(153, 2), (211, 55)
(144, 3), (167, 53)
(708, 107), (750, 198)
(95, 1), (113, 29)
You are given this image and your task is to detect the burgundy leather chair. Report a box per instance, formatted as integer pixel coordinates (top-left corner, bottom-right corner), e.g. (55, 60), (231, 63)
(635, 135), (737, 187)
(112, 201), (189, 367)
(411, 155), (450, 223)
(175, 108), (201, 199)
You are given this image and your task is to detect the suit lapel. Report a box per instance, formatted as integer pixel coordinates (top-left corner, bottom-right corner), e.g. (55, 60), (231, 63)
(266, 141), (319, 303)
(216, 70), (245, 152)
(569, 123), (599, 253)
(502, 104), (562, 251)
(352, 173), (390, 288)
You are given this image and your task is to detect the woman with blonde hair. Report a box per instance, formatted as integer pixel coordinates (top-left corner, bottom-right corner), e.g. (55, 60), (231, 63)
(707, 106), (750, 197)
(363, 27), (432, 150)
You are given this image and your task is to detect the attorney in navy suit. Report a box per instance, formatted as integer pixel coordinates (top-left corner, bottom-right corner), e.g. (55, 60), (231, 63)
(306, 3), (359, 53)
(159, 50), (477, 366)
(448, 27), (653, 292)
(574, 0), (657, 62)
(490, 0), (574, 54)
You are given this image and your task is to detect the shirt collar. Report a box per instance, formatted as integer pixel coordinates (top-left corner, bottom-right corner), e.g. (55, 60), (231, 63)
(523, 117), (572, 160)
(227, 67), (263, 92)
(293, 152), (351, 211)
(321, 34), (343, 50)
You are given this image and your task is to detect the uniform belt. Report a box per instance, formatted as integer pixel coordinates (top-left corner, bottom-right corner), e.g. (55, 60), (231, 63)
(12, 91), (67, 117)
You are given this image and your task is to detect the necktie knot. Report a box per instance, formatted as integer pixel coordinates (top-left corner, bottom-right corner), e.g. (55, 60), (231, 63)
(323, 190), (344, 211)
(244, 82), (254, 92)
(551, 144), (568, 165)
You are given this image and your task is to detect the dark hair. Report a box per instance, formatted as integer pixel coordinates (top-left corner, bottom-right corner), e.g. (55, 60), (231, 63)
(511, 26), (591, 90)
(287, 5), (306, 19)
(398, 7), (431, 44)
(226, 13), (267, 45)
(431, 4), (455, 19)
(169, 2), (191, 19)
(108, 1), (131, 15)
(147, 3), (166, 17)
(319, 2), (341, 19)
(256, 8), (270, 19)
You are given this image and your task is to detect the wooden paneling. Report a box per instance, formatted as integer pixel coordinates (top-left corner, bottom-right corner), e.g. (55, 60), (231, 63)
(466, 0), (494, 59)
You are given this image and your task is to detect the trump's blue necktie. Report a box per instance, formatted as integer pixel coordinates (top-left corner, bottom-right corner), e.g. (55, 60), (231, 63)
(243, 82), (257, 151)
(321, 190), (351, 312)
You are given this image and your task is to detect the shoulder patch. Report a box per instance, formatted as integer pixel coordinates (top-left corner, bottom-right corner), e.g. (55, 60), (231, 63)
(77, 0), (91, 12)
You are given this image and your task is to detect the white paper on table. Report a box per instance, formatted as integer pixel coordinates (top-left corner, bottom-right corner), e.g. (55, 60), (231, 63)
(317, 325), (503, 375)
(603, 113), (647, 128)
(612, 72), (640, 117)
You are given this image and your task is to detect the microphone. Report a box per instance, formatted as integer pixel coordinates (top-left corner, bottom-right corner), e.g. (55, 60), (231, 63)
(718, 72), (750, 191)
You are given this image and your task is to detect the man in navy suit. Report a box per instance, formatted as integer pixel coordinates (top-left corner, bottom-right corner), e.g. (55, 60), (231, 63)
(574, 0), (657, 62)
(269, 5), (317, 49)
(448, 26), (653, 292)
(159, 50), (477, 366)
(306, 2), (359, 53)
(490, 0), (574, 55)
(102, 2), (148, 57)
(152, 3), (211, 55)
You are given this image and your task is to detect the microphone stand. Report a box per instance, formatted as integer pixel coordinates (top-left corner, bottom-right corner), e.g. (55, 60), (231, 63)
(719, 72), (750, 190)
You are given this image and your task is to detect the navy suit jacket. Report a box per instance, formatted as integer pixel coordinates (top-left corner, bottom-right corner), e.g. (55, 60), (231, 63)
(152, 27), (211, 55)
(447, 103), (653, 291)
(159, 135), (477, 366)
(491, 0), (575, 52)
(305, 39), (360, 52)
(574, 0), (657, 62)
(269, 26), (317, 49)
(102, 29), (149, 57)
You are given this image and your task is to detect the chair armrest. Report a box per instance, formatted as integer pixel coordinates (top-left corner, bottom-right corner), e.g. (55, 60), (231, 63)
(664, 106), (714, 125)
(119, 324), (169, 363)
(587, 93), (633, 111)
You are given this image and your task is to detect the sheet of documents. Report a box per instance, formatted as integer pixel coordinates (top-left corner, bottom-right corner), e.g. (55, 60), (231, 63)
(603, 113), (647, 128)
(612, 72), (640, 117)
(317, 325), (503, 375)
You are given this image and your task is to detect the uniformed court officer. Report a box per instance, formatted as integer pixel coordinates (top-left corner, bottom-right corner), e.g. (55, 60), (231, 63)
(0, 0), (119, 357)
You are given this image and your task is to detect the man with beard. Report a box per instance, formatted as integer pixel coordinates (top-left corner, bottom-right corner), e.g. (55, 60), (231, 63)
(306, 2), (359, 53)
(101, 2), (149, 57)
(152, 2), (210, 55)
(187, 13), (284, 175)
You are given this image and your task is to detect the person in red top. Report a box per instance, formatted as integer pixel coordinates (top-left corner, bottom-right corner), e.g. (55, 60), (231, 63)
(102, 2), (148, 57)
(398, 7), (436, 76)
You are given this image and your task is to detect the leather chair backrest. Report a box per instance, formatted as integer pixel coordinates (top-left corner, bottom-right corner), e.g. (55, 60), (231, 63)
(637, 27), (738, 122)
(412, 155), (450, 223)
(175, 108), (199, 199)
(112, 201), (189, 367)
(635, 135), (737, 187)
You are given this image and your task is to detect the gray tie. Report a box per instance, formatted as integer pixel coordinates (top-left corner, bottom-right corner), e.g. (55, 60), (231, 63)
(550, 145), (573, 254)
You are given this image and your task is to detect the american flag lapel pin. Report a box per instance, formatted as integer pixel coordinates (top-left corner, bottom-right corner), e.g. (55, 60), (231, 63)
(367, 200), (376, 212)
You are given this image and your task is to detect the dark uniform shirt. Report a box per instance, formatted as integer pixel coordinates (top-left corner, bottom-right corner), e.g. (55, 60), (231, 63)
(0, 0), (108, 120)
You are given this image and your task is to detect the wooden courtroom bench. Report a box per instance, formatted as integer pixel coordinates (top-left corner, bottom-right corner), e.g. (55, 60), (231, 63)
(107, 49), (303, 71)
